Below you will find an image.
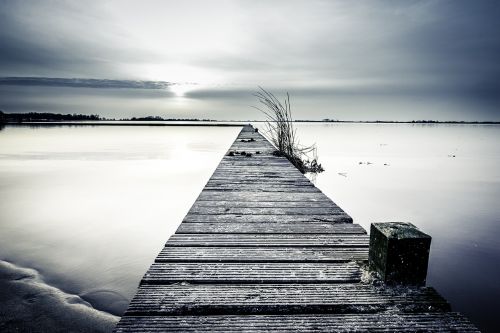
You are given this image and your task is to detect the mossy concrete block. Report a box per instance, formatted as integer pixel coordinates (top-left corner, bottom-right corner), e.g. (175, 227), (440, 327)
(369, 222), (431, 285)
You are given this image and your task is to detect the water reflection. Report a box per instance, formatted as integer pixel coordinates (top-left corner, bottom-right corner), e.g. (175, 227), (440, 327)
(0, 125), (240, 316)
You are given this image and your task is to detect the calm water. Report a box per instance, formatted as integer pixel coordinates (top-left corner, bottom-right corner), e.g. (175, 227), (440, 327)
(0, 125), (240, 317)
(292, 123), (500, 332)
(1, 123), (499, 332)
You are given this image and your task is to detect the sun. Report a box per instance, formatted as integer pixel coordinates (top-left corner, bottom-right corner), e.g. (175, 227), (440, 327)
(170, 84), (192, 97)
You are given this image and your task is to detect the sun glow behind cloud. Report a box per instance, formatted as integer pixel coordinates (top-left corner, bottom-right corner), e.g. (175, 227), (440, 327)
(169, 84), (194, 97)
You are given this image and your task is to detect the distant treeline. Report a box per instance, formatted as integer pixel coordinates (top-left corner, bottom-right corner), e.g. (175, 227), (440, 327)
(0, 111), (102, 122)
(0, 112), (213, 123)
(121, 116), (214, 121)
(1, 111), (498, 124)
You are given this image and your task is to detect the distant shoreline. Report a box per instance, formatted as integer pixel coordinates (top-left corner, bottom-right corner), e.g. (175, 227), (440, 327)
(1, 112), (499, 125)
(2, 120), (499, 127)
(2, 121), (245, 127)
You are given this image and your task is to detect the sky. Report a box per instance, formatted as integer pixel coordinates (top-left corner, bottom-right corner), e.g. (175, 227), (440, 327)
(0, 0), (499, 120)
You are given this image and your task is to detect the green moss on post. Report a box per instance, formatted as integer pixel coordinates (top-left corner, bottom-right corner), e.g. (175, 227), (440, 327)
(369, 222), (431, 285)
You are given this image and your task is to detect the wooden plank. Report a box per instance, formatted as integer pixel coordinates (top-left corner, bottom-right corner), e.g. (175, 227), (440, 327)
(176, 222), (365, 234)
(209, 173), (306, 178)
(213, 167), (299, 171)
(191, 200), (340, 208)
(195, 191), (334, 202)
(206, 179), (312, 185)
(213, 166), (301, 171)
(208, 175), (305, 181)
(217, 160), (300, 165)
(115, 313), (480, 333)
(220, 155), (288, 160)
(218, 157), (291, 161)
(183, 214), (352, 223)
(223, 151), (285, 155)
(211, 170), (302, 175)
(230, 140), (274, 145)
(165, 234), (369, 247)
(155, 247), (368, 263)
(202, 186), (320, 193)
(216, 164), (296, 169)
(228, 147), (275, 151)
(125, 284), (450, 315)
(187, 207), (344, 215)
(142, 262), (361, 284)
(227, 149), (274, 154)
(210, 178), (310, 184)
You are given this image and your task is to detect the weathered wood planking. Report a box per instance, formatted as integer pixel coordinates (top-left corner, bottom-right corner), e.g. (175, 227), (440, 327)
(176, 222), (366, 234)
(183, 214), (352, 223)
(142, 262), (362, 284)
(115, 125), (478, 332)
(202, 186), (321, 192)
(125, 284), (450, 315)
(165, 234), (369, 247)
(156, 247), (369, 263)
(191, 200), (340, 208)
(115, 313), (479, 333)
(187, 206), (345, 215)
(195, 191), (335, 202)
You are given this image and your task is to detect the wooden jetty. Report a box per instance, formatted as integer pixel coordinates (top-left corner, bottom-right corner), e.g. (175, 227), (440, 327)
(115, 125), (478, 332)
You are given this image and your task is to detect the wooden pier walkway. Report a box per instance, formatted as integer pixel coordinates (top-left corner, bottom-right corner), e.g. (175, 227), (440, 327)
(115, 125), (478, 332)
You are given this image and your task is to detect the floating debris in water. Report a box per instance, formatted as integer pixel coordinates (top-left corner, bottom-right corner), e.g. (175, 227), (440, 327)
(338, 172), (348, 177)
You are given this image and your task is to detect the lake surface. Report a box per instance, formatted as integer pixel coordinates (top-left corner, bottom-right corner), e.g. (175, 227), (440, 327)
(1, 123), (499, 332)
(292, 123), (500, 332)
(0, 125), (240, 325)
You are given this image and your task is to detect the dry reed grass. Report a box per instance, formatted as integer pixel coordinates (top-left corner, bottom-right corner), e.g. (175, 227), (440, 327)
(253, 87), (324, 174)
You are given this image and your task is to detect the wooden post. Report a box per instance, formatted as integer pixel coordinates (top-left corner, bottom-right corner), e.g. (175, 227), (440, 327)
(369, 222), (431, 285)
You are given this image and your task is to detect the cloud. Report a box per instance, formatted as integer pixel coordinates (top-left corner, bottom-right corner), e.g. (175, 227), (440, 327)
(0, 0), (499, 118)
(0, 77), (173, 89)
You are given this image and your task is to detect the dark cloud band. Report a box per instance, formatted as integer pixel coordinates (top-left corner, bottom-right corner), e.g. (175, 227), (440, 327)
(0, 77), (173, 89)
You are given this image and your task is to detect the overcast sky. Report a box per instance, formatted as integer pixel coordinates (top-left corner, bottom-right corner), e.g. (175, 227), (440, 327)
(0, 0), (499, 120)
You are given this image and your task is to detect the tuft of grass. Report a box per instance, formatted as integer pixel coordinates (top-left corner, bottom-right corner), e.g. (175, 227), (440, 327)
(253, 87), (324, 174)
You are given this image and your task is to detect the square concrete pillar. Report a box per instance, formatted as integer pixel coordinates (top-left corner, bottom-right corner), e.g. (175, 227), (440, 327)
(369, 222), (431, 285)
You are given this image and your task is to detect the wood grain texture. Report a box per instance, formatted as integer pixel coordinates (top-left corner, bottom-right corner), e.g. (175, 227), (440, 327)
(195, 191), (335, 202)
(115, 313), (479, 332)
(156, 247), (368, 263)
(165, 234), (369, 247)
(176, 222), (366, 234)
(142, 262), (361, 284)
(183, 214), (352, 223)
(125, 284), (450, 315)
(191, 200), (340, 208)
(187, 206), (344, 215)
